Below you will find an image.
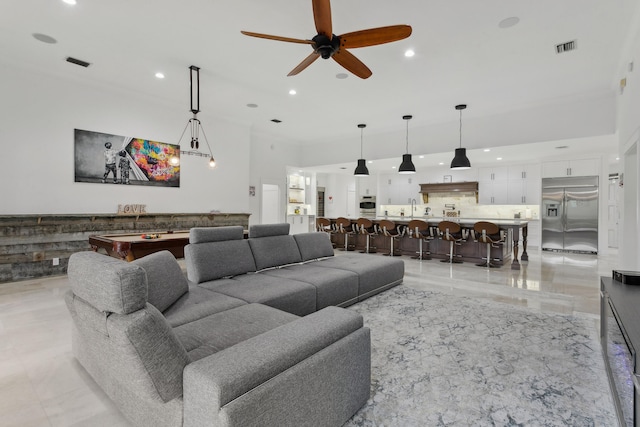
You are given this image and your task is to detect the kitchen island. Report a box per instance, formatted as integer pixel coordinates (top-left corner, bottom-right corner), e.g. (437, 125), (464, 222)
(325, 217), (528, 269)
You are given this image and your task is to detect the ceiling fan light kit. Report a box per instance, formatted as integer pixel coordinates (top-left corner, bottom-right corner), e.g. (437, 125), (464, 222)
(398, 115), (416, 174)
(354, 123), (369, 176)
(450, 104), (471, 170)
(241, 0), (412, 79)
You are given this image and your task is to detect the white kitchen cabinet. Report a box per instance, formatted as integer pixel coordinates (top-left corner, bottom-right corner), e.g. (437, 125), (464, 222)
(542, 158), (599, 178)
(507, 164), (541, 205)
(380, 175), (420, 204)
(357, 175), (377, 197)
(525, 221), (541, 249)
(479, 166), (508, 204)
(287, 215), (310, 234)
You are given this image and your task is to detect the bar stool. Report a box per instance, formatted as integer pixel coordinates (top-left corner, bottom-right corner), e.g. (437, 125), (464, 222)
(377, 219), (403, 256)
(355, 218), (377, 253)
(335, 217), (355, 251)
(407, 219), (433, 260)
(316, 217), (332, 233)
(473, 221), (506, 268)
(438, 220), (464, 263)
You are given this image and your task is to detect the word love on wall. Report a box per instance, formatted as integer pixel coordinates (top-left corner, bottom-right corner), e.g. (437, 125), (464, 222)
(117, 204), (147, 215)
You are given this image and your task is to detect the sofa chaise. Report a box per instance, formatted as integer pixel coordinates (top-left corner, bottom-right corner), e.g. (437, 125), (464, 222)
(65, 223), (404, 427)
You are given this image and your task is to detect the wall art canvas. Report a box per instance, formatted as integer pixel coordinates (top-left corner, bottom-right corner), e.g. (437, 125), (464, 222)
(74, 129), (180, 187)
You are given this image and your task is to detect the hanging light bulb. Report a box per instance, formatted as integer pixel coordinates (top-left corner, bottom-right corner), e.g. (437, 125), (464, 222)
(354, 124), (370, 176)
(398, 115), (416, 174)
(450, 104), (471, 170)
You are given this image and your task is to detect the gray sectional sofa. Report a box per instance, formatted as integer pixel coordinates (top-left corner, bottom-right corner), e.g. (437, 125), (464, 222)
(65, 223), (404, 427)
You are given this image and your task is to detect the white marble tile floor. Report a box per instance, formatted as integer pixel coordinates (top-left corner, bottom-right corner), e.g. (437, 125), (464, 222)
(0, 248), (620, 426)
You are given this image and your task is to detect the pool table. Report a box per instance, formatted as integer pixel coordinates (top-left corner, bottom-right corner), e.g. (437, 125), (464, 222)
(89, 231), (190, 262)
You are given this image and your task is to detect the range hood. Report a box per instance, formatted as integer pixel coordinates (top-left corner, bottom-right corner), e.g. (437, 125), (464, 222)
(419, 182), (479, 203)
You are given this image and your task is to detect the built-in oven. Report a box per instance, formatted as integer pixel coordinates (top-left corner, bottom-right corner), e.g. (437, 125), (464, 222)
(359, 196), (376, 218)
(602, 289), (639, 427)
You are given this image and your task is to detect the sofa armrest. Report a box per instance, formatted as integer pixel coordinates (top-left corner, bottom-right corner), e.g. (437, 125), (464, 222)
(183, 306), (370, 427)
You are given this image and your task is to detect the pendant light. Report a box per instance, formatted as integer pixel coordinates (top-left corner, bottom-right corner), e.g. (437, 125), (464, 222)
(354, 124), (370, 176)
(450, 104), (471, 170)
(398, 115), (416, 174)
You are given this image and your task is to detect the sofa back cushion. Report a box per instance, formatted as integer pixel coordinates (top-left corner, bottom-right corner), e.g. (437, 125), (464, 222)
(248, 224), (303, 270)
(68, 251), (147, 314)
(190, 226), (245, 244)
(185, 240), (256, 284)
(248, 223), (290, 238)
(132, 251), (188, 312)
(294, 232), (335, 261)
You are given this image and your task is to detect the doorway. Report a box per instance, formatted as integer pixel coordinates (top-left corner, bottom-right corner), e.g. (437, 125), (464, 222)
(317, 186), (325, 217)
(261, 183), (281, 224)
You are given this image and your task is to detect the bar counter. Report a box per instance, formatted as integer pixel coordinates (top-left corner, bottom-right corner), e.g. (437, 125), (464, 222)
(325, 217), (528, 270)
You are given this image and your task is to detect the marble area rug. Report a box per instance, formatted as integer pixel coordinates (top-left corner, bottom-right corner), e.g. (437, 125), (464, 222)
(345, 286), (616, 427)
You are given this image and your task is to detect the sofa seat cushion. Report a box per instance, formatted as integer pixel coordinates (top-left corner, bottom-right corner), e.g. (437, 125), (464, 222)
(162, 286), (247, 328)
(173, 303), (299, 362)
(312, 254), (404, 297)
(260, 264), (359, 310)
(198, 275), (317, 316)
(133, 251), (188, 312)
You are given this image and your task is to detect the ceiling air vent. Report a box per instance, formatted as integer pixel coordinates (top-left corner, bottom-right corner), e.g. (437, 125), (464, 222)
(271, 119), (282, 123)
(555, 40), (577, 54)
(66, 57), (91, 67)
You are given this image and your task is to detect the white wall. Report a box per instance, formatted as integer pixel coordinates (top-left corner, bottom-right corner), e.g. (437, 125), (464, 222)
(0, 62), (252, 215)
(248, 131), (302, 226)
(617, 8), (640, 269)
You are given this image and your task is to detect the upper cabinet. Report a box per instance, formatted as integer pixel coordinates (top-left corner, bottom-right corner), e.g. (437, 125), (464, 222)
(479, 164), (540, 205)
(357, 175), (377, 198)
(542, 158), (599, 178)
(379, 175), (421, 204)
(478, 166), (509, 204)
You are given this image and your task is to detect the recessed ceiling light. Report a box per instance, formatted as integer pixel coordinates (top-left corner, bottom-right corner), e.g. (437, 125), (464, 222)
(483, 149), (491, 152)
(62, 0), (77, 5)
(392, 166), (397, 169)
(32, 33), (57, 44)
(616, 157), (620, 161)
(419, 155), (424, 159)
(439, 162), (444, 165)
(497, 157), (503, 161)
(246, 103), (258, 108)
(367, 160), (373, 164)
(498, 17), (520, 29)
(155, 72), (165, 79)
(289, 89), (297, 95)
(404, 49), (415, 58)
(336, 73), (348, 79)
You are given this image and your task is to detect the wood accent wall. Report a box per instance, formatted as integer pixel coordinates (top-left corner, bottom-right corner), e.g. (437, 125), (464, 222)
(419, 182), (479, 203)
(0, 213), (250, 283)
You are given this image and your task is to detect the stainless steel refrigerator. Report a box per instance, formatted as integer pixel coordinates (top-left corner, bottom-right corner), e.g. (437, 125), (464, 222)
(541, 176), (598, 253)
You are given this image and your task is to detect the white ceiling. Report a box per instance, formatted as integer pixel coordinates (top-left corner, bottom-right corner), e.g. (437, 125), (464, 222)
(0, 0), (636, 157)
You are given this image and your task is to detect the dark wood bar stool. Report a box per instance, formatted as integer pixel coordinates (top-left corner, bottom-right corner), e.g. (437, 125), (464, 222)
(316, 217), (336, 248)
(473, 221), (506, 268)
(377, 219), (403, 256)
(407, 219), (433, 260)
(335, 217), (355, 251)
(355, 218), (377, 253)
(438, 220), (464, 263)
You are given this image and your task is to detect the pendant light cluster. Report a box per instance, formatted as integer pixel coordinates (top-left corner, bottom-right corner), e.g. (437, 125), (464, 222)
(175, 65), (216, 169)
(353, 124), (370, 176)
(450, 104), (471, 169)
(398, 115), (416, 174)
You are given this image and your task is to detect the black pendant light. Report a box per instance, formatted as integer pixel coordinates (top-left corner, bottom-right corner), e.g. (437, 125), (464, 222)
(354, 124), (370, 176)
(398, 115), (416, 174)
(450, 104), (471, 170)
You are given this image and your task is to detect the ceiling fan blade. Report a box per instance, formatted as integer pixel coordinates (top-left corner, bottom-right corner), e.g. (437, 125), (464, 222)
(312, 0), (332, 37)
(332, 49), (372, 79)
(241, 31), (314, 45)
(288, 52), (321, 76)
(340, 25), (412, 49)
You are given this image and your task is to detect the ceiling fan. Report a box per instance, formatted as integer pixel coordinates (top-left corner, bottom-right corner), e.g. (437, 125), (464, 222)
(241, 0), (412, 79)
